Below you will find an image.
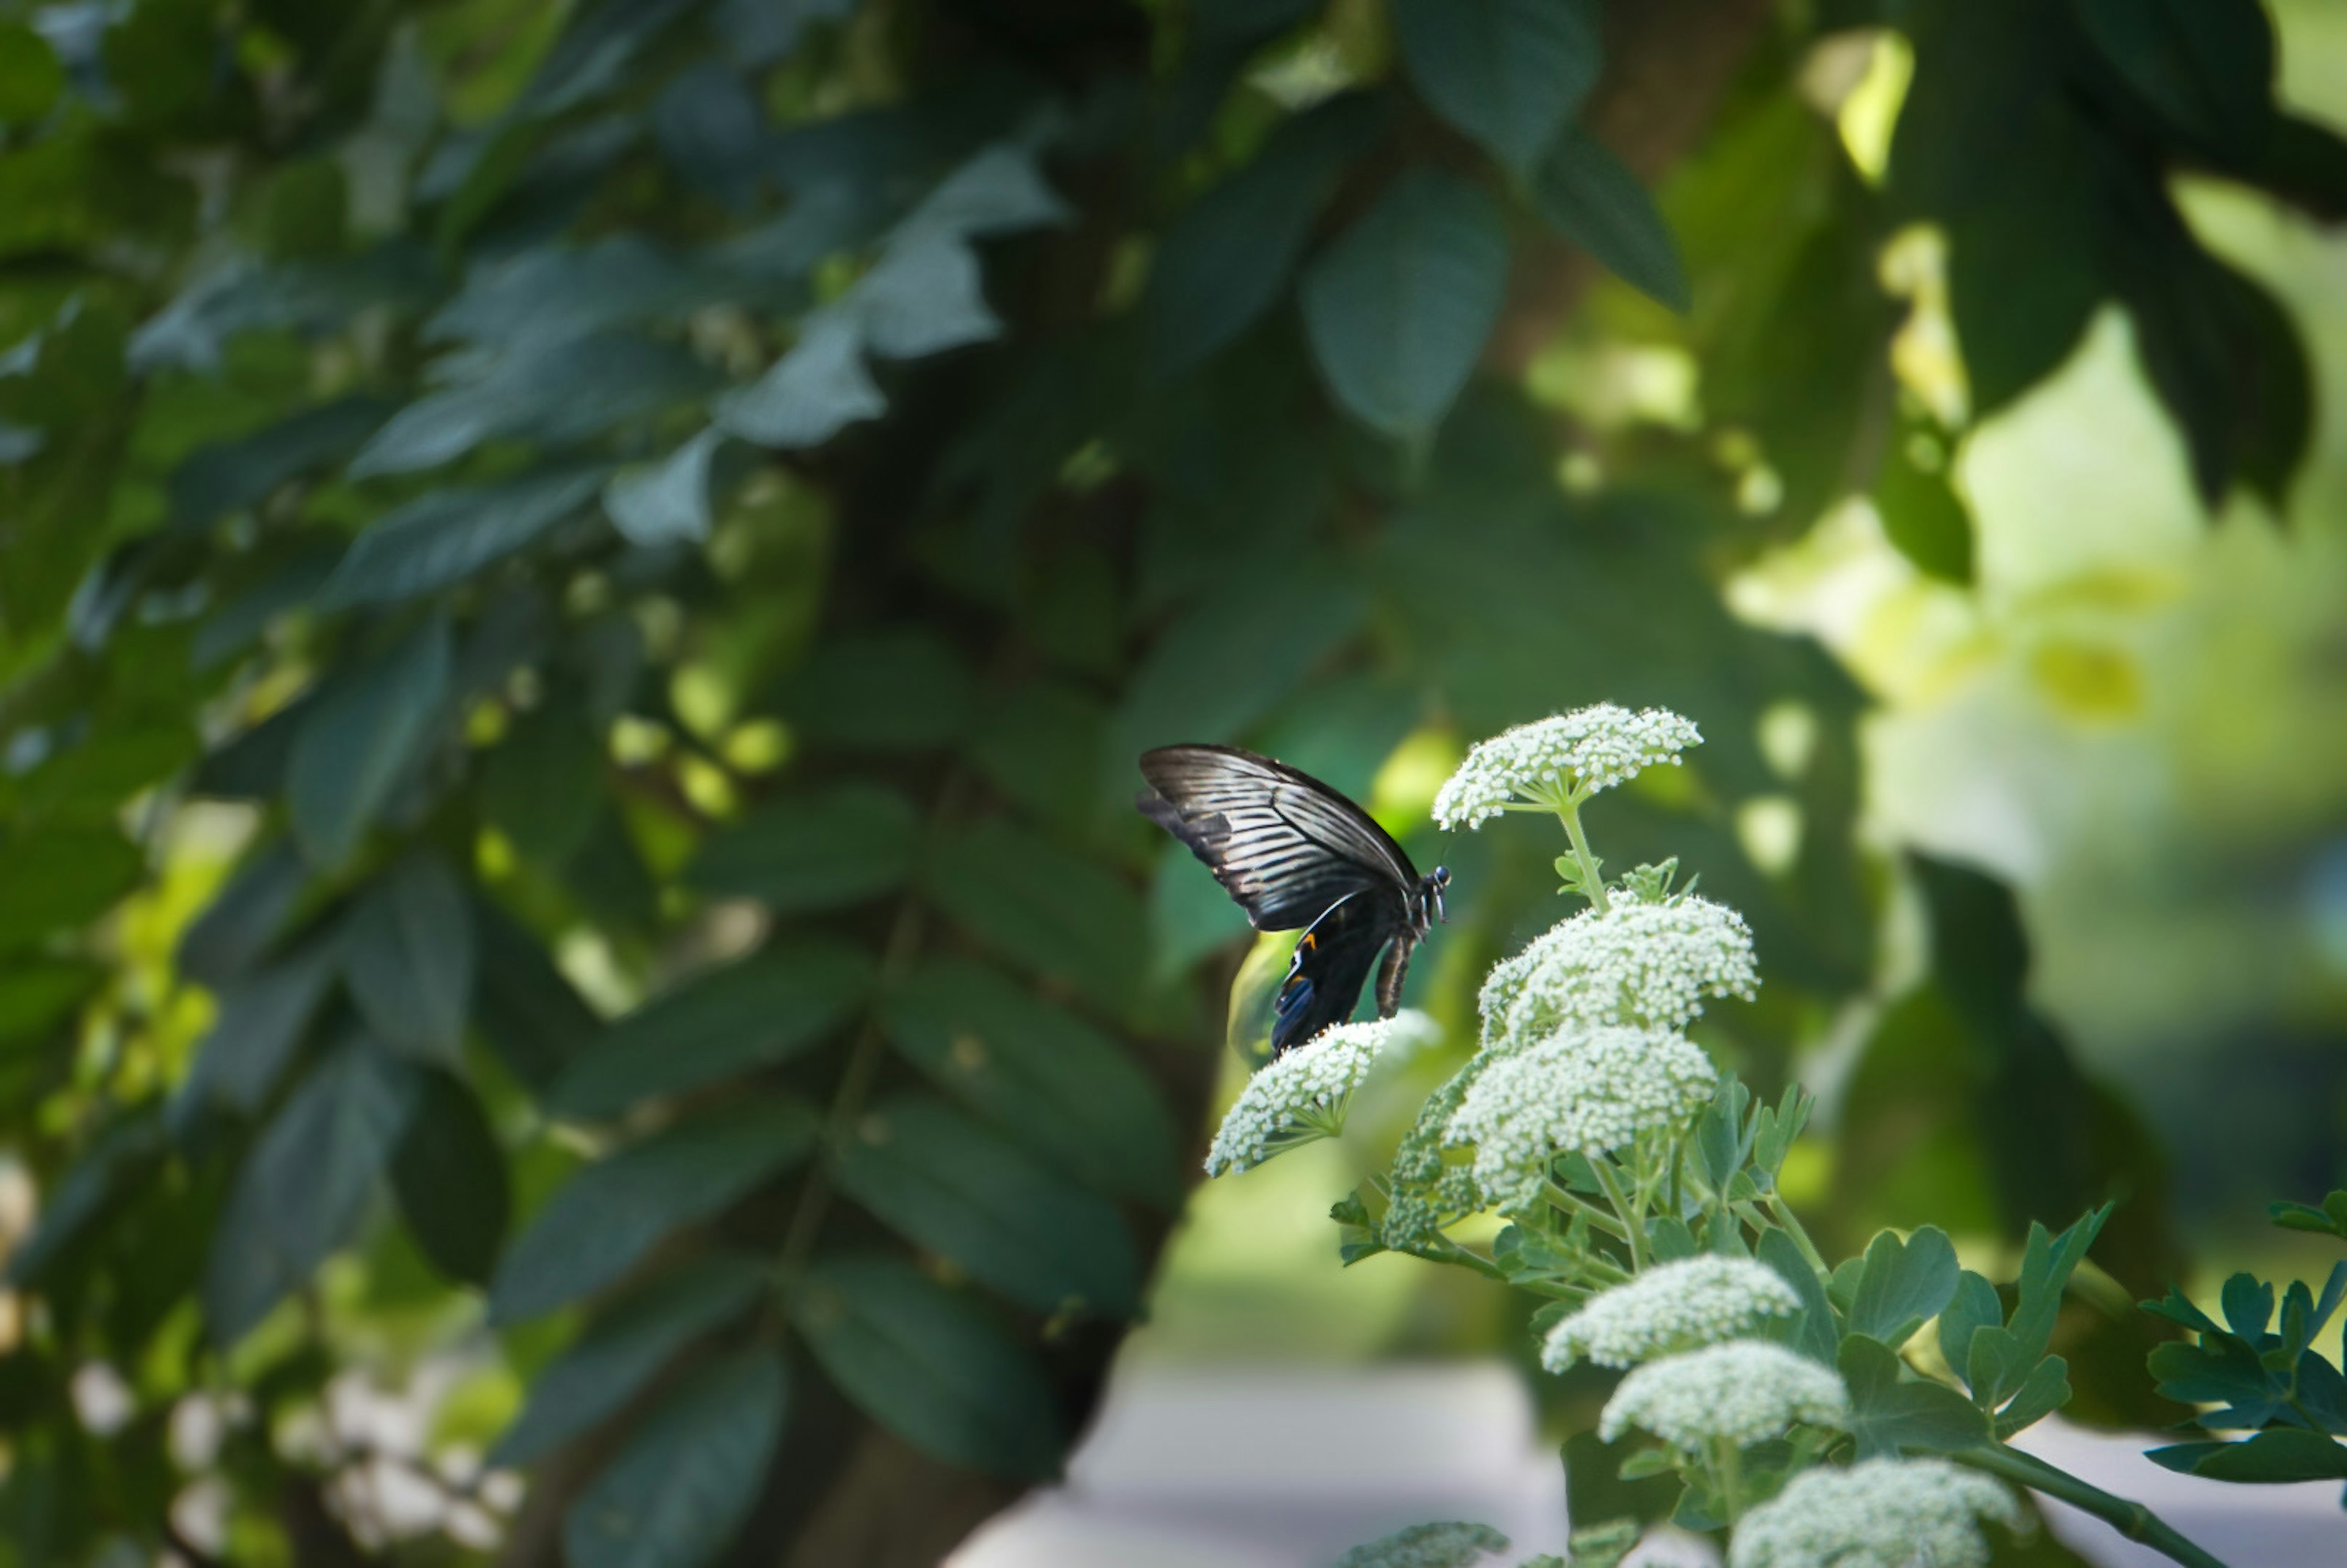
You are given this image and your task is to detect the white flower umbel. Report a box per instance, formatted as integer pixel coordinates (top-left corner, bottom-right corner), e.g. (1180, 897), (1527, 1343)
(1433, 705), (1702, 829)
(1728, 1457), (2026, 1568)
(1204, 1012), (1437, 1176)
(1598, 1340), (1849, 1453)
(1335, 1520), (1510, 1568)
(1542, 1255), (1802, 1372)
(1479, 897), (1758, 1049)
(1442, 1025), (1717, 1214)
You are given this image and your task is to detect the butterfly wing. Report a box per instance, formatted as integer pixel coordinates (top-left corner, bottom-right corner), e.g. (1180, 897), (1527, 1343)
(1270, 889), (1408, 1053)
(1136, 744), (1420, 932)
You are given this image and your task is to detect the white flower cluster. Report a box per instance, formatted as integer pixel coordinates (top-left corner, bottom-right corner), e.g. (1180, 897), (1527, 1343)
(1541, 1255), (1802, 1371)
(1433, 705), (1702, 828)
(1204, 1013), (1436, 1176)
(1598, 1340), (1849, 1452)
(1478, 898), (1758, 1049)
(1335, 1520), (1510, 1568)
(1728, 1457), (2026, 1568)
(1442, 1026), (1717, 1214)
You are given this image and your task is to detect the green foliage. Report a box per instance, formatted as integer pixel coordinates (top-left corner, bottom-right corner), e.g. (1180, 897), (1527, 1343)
(1, 0), (2329, 1558)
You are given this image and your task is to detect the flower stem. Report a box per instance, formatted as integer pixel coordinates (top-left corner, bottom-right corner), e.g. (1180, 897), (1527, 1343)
(1592, 1157), (1645, 1269)
(1544, 1179), (1629, 1240)
(1557, 792), (1611, 914)
(1761, 1192), (1833, 1285)
(1957, 1443), (2229, 1568)
(1715, 1438), (1746, 1523)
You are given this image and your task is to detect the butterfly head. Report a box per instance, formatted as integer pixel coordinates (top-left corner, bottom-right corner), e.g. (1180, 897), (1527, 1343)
(1415, 865), (1451, 931)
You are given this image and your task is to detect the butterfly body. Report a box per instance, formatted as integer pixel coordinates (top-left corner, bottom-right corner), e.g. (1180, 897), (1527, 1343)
(1137, 744), (1448, 1054)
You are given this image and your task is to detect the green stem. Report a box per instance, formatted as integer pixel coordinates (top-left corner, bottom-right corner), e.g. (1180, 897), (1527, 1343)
(1762, 1192), (1834, 1285)
(1958, 1444), (2229, 1568)
(1557, 791), (1611, 914)
(1544, 1179), (1629, 1240)
(1593, 1157), (1646, 1269)
(1715, 1438), (1745, 1523)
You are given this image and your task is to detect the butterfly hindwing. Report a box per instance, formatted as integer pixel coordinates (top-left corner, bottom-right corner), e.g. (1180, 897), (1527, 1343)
(1137, 745), (1420, 931)
(1271, 889), (1408, 1054)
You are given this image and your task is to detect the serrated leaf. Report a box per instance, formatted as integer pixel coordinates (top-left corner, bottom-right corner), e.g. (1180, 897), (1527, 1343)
(1532, 126), (1689, 312)
(686, 783), (919, 914)
(494, 1251), (768, 1468)
(203, 1039), (419, 1343)
(926, 820), (1146, 1013)
(856, 226), (999, 359)
(286, 615), (453, 868)
(1147, 92), (1386, 374)
(1299, 168), (1509, 439)
(319, 467), (607, 609)
(1392, 0), (1600, 175)
(491, 1096), (817, 1321)
(176, 839), (308, 986)
(604, 427), (722, 546)
(472, 897), (599, 1093)
(564, 1346), (787, 1568)
(881, 956), (1178, 1205)
(1847, 1226), (1959, 1350)
(831, 1094), (1139, 1316)
(391, 1069), (508, 1285)
(168, 395), (395, 527)
(548, 943), (871, 1118)
(789, 1253), (1062, 1479)
(1838, 1333), (1989, 1459)
(341, 851), (474, 1067)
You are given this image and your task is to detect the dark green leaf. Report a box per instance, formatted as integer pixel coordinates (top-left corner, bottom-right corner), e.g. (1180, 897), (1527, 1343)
(2008, 1206), (2110, 1365)
(391, 1069), (508, 1285)
(175, 840), (308, 987)
(318, 467), (608, 609)
(925, 821), (1145, 1013)
(1112, 571), (1368, 755)
(882, 956), (1178, 1205)
(492, 1251), (768, 1468)
(175, 937), (337, 1121)
(967, 681), (1107, 831)
(713, 310), (884, 449)
(1994, 1354), (2071, 1438)
(1838, 1333), (1989, 1459)
(548, 943), (871, 1118)
(1874, 428), (1974, 585)
(775, 629), (974, 752)
(1532, 127), (1688, 312)
(2139, 1282), (2223, 1337)
(605, 427), (723, 546)
(2071, 0), (2275, 158)
(473, 898), (599, 1093)
(2221, 1273), (2275, 1341)
(491, 1096), (818, 1322)
(0, 22), (64, 125)
(1147, 92), (1387, 374)
(0, 959), (104, 1046)
(2145, 1335), (2275, 1415)
(483, 697), (606, 868)
(1757, 1227), (1838, 1368)
(564, 1346), (787, 1568)
(1392, 0), (1599, 174)
(0, 827), (141, 951)
(831, 1094), (1140, 1316)
(1847, 1226), (1960, 1349)
(341, 851), (474, 1067)
(1299, 168), (1510, 439)
(204, 1039), (420, 1343)
(167, 396), (394, 527)
(1939, 1269), (2005, 1394)
(856, 229), (999, 359)
(6, 1111), (166, 1287)
(348, 335), (709, 478)
(2270, 1193), (2347, 1240)
(2146, 1429), (2347, 1483)
(287, 615), (454, 868)
(790, 1253), (1062, 1479)
(686, 783), (919, 914)
(1966, 1325), (2038, 1413)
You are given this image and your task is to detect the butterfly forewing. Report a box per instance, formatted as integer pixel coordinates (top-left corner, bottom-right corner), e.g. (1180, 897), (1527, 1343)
(1137, 745), (1419, 932)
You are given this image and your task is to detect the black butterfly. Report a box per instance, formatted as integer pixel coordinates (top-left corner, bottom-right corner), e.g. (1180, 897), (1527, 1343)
(1137, 745), (1449, 1055)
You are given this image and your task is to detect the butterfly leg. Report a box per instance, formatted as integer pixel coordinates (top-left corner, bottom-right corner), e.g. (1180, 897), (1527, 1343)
(1374, 931), (1416, 1018)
